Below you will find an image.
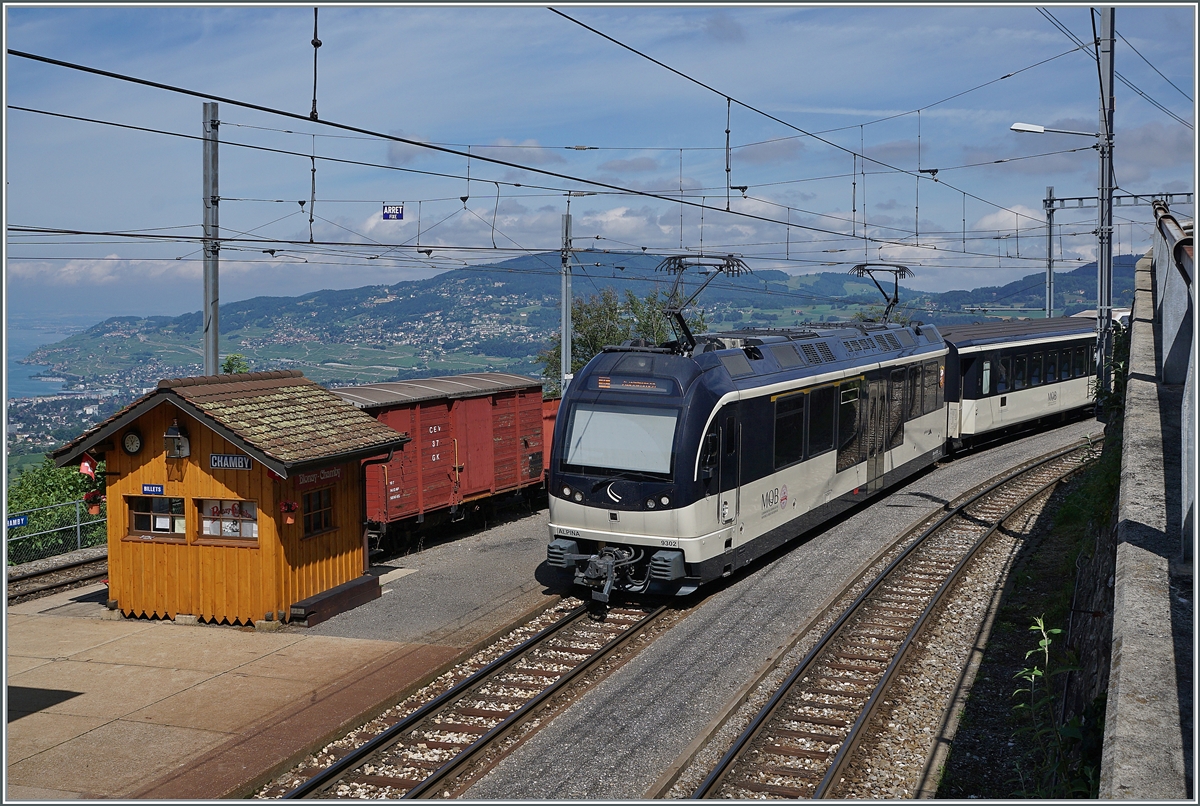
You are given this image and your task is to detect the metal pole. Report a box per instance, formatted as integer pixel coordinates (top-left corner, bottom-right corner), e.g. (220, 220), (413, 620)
(76, 500), (82, 551)
(1045, 186), (1055, 319)
(1097, 8), (1116, 394)
(203, 102), (220, 376)
(560, 212), (573, 392)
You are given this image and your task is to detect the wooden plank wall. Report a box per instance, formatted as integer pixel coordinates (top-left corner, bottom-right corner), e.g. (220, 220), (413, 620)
(105, 402), (363, 625)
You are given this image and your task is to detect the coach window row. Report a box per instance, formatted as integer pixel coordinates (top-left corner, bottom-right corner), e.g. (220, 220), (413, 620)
(978, 343), (1094, 397)
(775, 359), (943, 472)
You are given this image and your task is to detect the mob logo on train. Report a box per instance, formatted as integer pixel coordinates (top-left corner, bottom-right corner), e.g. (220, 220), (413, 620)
(762, 484), (788, 513)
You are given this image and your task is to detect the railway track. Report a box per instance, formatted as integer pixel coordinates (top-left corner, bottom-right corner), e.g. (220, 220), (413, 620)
(282, 601), (667, 799)
(688, 438), (1099, 799)
(6, 557), (108, 604)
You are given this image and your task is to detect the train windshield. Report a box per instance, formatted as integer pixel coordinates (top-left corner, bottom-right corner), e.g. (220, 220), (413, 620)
(563, 403), (679, 474)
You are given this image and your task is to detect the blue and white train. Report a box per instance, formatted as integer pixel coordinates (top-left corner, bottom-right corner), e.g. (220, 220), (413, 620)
(546, 317), (1096, 601)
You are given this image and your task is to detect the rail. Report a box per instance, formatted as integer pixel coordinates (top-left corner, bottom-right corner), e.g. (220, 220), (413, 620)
(692, 440), (1096, 798)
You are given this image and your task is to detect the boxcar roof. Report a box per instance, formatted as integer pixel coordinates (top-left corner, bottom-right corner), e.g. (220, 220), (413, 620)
(53, 370), (409, 478)
(938, 316), (1096, 350)
(330, 372), (542, 409)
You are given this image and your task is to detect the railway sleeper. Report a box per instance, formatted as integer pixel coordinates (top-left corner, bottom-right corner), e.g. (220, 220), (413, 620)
(826, 661), (885, 673)
(740, 779), (814, 796)
(346, 773), (427, 789)
(425, 722), (489, 734)
(455, 707), (513, 719)
(784, 713), (853, 728)
(770, 727), (843, 743)
(809, 686), (870, 700)
(760, 744), (834, 760)
(833, 652), (894, 662)
(752, 764), (824, 780)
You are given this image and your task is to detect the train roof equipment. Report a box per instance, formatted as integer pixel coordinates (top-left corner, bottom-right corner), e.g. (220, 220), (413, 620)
(848, 263), (916, 324)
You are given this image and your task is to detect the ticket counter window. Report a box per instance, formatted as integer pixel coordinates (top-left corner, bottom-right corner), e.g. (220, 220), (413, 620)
(129, 496), (186, 535)
(201, 499), (259, 539)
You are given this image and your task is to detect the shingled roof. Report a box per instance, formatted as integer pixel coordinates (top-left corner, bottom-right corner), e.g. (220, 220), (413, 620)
(53, 370), (409, 478)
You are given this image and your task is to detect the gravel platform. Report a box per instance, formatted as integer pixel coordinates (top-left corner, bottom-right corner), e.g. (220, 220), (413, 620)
(465, 419), (1104, 800)
(301, 509), (569, 646)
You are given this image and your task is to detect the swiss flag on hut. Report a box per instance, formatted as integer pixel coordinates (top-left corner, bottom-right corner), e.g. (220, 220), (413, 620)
(79, 453), (97, 480)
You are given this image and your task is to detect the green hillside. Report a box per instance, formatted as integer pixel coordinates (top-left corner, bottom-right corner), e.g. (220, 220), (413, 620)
(23, 253), (1135, 391)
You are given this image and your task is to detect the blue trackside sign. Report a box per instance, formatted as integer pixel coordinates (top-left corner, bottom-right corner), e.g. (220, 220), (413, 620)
(382, 204), (404, 220)
(7, 515), (28, 528)
(142, 484), (164, 495)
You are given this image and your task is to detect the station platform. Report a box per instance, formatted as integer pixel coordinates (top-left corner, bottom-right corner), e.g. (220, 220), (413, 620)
(5, 510), (561, 800)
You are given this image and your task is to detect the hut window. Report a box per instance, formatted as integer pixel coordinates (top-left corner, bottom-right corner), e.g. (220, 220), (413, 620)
(303, 488), (334, 536)
(128, 496), (186, 535)
(200, 499), (258, 539)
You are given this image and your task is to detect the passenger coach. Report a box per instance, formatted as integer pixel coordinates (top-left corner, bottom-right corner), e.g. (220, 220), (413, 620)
(940, 317), (1096, 444)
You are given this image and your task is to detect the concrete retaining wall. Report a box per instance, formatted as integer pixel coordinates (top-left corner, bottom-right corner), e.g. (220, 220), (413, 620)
(1098, 247), (1191, 799)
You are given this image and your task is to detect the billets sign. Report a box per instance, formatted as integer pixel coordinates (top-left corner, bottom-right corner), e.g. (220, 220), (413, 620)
(382, 204), (404, 220)
(210, 453), (253, 471)
(142, 483), (164, 495)
(295, 466), (343, 489)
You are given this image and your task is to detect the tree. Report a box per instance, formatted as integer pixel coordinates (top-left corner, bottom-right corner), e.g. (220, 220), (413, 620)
(221, 353), (250, 374)
(7, 456), (108, 564)
(538, 288), (708, 395)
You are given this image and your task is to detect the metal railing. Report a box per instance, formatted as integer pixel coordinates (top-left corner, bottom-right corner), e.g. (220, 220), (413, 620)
(1151, 200), (1194, 547)
(6, 499), (107, 567)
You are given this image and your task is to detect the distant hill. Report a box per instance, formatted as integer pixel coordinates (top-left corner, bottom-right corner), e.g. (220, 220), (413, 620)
(25, 252), (1136, 389)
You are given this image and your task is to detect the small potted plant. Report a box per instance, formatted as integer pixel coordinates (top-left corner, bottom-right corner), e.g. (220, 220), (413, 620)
(279, 500), (299, 525)
(84, 490), (106, 515)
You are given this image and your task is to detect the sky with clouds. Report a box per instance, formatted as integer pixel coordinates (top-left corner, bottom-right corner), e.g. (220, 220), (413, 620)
(4, 4), (1196, 327)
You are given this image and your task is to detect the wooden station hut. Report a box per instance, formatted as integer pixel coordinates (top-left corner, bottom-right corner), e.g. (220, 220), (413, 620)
(52, 370), (409, 626)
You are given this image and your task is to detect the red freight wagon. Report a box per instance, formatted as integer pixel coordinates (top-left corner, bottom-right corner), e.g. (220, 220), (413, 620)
(331, 373), (555, 546)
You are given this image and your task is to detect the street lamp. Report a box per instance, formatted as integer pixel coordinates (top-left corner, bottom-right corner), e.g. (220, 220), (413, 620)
(1011, 117), (1114, 397)
(1009, 122), (1101, 138)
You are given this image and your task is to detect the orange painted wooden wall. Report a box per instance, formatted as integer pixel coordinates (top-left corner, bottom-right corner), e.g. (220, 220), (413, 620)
(104, 402), (363, 625)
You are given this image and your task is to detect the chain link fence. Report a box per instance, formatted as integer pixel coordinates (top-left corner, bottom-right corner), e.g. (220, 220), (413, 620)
(6, 499), (107, 567)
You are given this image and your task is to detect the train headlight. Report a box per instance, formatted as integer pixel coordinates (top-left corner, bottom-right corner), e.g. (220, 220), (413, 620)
(659, 495), (671, 507)
(573, 491), (583, 502)
(562, 485), (572, 498)
(645, 498), (656, 509)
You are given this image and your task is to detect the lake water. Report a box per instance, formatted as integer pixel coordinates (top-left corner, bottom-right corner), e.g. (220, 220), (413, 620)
(5, 326), (76, 398)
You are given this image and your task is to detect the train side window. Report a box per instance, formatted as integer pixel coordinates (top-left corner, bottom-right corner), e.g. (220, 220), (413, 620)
(996, 358), (1011, 393)
(773, 394), (806, 469)
(1087, 345), (1096, 375)
(700, 421), (719, 473)
(907, 364), (923, 420)
(836, 383), (862, 472)
(1046, 351), (1058, 382)
(923, 361), (940, 414)
(887, 369), (905, 449)
(807, 386), (836, 457)
(1073, 346), (1087, 377)
(981, 360), (991, 396)
(724, 416), (736, 455)
(1014, 355), (1027, 390)
(1030, 353), (1043, 385)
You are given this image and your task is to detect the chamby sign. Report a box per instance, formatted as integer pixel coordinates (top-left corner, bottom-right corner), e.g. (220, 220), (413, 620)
(210, 453), (253, 471)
